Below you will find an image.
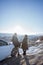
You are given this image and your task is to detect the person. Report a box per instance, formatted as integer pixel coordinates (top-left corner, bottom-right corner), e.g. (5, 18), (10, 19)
(11, 33), (20, 56)
(22, 35), (28, 55)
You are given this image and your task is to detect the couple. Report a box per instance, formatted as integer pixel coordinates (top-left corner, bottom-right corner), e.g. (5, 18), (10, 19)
(11, 33), (28, 56)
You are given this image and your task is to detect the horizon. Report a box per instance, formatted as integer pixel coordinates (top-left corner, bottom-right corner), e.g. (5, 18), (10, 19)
(0, 32), (43, 36)
(0, 0), (43, 35)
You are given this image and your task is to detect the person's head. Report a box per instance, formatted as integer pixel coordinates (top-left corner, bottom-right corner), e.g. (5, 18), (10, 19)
(14, 33), (17, 37)
(25, 35), (27, 37)
(24, 34), (28, 39)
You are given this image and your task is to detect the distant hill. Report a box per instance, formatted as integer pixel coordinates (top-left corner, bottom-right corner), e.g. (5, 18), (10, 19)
(0, 33), (13, 37)
(0, 33), (43, 42)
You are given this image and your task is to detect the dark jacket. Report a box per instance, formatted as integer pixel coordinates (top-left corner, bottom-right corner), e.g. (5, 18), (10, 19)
(22, 35), (28, 50)
(12, 34), (20, 47)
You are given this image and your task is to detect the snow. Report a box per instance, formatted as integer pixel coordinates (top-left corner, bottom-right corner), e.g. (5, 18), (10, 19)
(36, 40), (40, 42)
(19, 44), (43, 55)
(0, 41), (43, 61)
(0, 44), (14, 61)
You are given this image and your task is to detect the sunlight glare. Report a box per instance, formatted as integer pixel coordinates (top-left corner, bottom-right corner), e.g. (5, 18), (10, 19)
(13, 25), (24, 35)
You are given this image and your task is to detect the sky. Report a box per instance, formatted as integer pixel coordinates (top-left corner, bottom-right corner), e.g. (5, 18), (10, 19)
(0, 0), (43, 35)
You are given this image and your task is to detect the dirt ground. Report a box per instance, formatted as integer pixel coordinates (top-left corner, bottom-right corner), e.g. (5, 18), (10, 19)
(0, 53), (43, 65)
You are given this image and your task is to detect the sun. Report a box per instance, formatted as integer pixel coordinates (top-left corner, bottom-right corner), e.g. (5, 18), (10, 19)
(13, 25), (24, 35)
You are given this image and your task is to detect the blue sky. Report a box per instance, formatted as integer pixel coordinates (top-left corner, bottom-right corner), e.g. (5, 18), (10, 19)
(0, 0), (43, 35)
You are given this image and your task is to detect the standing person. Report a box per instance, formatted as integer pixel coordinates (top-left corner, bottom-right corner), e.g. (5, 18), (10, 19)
(22, 35), (28, 55)
(11, 33), (20, 56)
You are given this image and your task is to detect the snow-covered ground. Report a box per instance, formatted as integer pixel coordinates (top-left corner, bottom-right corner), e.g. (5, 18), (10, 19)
(19, 43), (43, 55)
(0, 33), (43, 61)
(0, 44), (14, 61)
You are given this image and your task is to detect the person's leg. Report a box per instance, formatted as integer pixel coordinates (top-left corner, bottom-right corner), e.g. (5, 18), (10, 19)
(17, 47), (20, 56)
(23, 50), (26, 55)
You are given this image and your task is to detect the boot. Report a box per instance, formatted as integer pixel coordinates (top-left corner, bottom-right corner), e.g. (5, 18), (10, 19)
(23, 50), (26, 55)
